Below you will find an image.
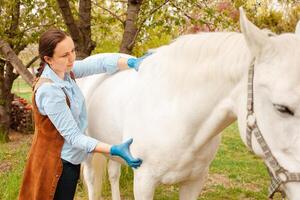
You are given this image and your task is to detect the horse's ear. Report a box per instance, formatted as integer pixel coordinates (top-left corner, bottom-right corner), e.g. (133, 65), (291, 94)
(295, 21), (300, 36)
(239, 7), (269, 58)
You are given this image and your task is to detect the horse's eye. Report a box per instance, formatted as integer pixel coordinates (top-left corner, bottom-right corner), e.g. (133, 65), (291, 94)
(274, 104), (294, 116)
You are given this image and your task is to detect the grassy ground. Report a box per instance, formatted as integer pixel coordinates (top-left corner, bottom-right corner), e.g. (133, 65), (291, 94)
(0, 124), (283, 200)
(1, 78), (283, 199)
(12, 77), (32, 103)
(75, 123), (283, 200)
(0, 132), (31, 200)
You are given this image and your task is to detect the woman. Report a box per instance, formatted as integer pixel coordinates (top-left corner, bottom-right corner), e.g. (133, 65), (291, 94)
(18, 28), (143, 200)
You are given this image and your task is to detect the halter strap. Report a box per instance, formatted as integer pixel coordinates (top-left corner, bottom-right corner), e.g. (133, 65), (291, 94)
(246, 59), (300, 198)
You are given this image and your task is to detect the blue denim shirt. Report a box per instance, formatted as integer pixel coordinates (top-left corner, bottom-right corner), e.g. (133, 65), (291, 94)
(35, 53), (121, 164)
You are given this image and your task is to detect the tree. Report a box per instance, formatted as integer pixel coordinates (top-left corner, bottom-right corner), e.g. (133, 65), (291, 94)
(119, 0), (144, 53)
(92, 0), (179, 55)
(0, 0), (64, 142)
(1, 0), (298, 143)
(56, 0), (96, 59)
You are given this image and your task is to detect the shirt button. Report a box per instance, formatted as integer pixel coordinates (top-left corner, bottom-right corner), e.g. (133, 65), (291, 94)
(56, 174), (59, 178)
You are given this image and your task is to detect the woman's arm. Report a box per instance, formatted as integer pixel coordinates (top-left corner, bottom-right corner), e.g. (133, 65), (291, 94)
(36, 84), (99, 152)
(93, 141), (111, 154)
(72, 53), (133, 78)
(72, 52), (152, 78)
(36, 84), (142, 168)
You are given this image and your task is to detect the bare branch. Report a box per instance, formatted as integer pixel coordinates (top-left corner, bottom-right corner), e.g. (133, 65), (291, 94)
(56, 0), (81, 42)
(128, 0), (170, 49)
(97, 4), (125, 25)
(169, 1), (195, 20)
(171, 0), (214, 31)
(0, 56), (6, 61)
(141, 0), (170, 25)
(0, 39), (34, 85)
(112, 0), (127, 3)
(9, 0), (21, 37)
(25, 55), (39, 69)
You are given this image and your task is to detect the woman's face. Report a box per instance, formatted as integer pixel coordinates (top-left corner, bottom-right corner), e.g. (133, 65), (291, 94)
(44, 36), (76, 75)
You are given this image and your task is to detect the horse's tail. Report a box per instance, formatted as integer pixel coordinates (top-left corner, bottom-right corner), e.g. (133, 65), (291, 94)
(82, 153), (107, 200)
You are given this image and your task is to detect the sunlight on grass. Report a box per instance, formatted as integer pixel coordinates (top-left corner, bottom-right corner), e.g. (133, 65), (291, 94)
(12, 78), (32, 103)
(0, 137), (31, 200)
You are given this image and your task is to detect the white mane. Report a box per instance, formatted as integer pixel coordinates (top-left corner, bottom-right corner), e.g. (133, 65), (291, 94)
(140, 29), (300, 91)
(141, 32), (253, 86)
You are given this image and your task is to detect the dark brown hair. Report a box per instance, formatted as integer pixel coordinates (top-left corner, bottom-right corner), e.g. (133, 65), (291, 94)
(37, 28), (69, 77)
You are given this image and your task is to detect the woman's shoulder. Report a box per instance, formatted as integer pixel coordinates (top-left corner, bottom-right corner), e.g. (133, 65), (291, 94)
(35, 80), (65, 99)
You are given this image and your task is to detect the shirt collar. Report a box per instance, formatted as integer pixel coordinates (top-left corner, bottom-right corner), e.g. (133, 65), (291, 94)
(41, 64), (72, 88)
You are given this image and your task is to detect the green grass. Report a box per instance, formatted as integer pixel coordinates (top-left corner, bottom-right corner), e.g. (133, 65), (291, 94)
(12, 78), (32, 103)
(0, 135), (31, 200)
(1, 124), (284, 200)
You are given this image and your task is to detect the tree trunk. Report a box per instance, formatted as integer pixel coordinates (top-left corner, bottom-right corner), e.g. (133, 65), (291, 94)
(0, 60), (16, 142)
(56, 0), (95, 59)
(0, 59), (9, 142)
(119, 0), (143, 54)
(78, 0), (96, 58)
(0, 0), (33, 142)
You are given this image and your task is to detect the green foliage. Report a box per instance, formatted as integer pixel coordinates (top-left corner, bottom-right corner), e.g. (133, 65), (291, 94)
(91, 0), (125, 54)
(133, 25), (176, 56)
(0, 0), (65, 52)
(237, 0), (300, 34)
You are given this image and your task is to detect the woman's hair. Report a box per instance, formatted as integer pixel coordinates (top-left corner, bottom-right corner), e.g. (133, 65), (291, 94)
(37, 28), (69, 77)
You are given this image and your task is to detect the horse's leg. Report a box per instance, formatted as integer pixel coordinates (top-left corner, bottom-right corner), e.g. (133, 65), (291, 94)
(179, 170), (209, 200)
(82, 154), (107, 200)
(133, 171), (157, 200)
(108, 160), (121, 200)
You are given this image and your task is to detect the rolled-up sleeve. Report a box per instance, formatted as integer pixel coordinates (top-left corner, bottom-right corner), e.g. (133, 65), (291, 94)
(72, 53), (121, 78)
(35, 84), (99, 153)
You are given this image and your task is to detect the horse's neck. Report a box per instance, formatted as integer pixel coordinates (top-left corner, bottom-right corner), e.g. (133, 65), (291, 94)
(128, 32), (253, 153)
(139, 32), (252, 112)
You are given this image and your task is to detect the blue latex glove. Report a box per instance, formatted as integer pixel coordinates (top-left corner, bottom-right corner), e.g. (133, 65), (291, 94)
(127, 52), (153, 71)
(110, 138), (143, 169)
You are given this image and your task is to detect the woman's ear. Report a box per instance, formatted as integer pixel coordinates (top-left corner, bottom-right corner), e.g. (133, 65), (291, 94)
(44, 56), (52, 65)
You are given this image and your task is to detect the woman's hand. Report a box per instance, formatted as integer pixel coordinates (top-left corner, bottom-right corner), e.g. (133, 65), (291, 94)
(110, 138), (143, 169)
(127, 52), (153, 71)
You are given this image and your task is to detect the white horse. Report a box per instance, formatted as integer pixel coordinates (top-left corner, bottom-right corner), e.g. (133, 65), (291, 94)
(78, 9), (300, 200)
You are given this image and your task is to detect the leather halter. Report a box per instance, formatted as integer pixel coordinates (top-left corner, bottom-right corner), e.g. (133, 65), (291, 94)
(246, 59), (300, 199)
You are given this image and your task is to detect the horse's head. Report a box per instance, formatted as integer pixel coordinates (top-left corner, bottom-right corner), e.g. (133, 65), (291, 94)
(239, 8), (300, 199)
